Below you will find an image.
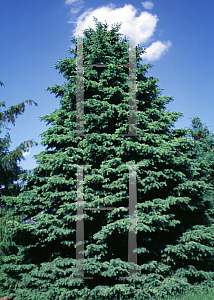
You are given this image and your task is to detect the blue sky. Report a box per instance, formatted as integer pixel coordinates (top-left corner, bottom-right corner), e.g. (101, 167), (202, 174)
(0, 0), (213, 172)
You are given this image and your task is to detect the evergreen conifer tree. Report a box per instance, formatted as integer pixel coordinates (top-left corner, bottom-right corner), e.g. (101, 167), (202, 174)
(1, 18), (214, 299)
(184, 116), (214, 224)
(0, 81), (38, 297)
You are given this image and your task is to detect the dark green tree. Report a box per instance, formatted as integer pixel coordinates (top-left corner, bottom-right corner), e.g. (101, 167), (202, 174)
(0, 80), (38, 198)
(183, 116), (214, 224)
(1, 18), (214, 299)
(0, 80), (38, 296)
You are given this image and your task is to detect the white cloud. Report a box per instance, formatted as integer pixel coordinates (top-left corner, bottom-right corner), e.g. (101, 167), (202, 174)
(23, 149), (31, 157)
(141, 41), (172, 61)
(142, 1), (154, 10)
(68, 3), (171, 61)
(65, 0), (80, 4)
(69, 6), (84, 15)
(71, 4), (158, 45)
(65, 0), (84, 14)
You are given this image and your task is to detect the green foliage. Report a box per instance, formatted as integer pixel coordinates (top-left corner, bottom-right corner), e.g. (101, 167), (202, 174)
(0, 89), (38, 196)
(0, 82), (38, 297)
(183, 116), (214, 224)
(1, 17), (214, 299)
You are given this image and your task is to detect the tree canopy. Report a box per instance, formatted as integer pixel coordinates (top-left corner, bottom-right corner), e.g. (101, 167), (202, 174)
(1, 18), (214, 299)
(0, 81), (38, 298)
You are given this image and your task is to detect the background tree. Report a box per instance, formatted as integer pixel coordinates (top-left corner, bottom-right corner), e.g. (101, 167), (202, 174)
(1, 19), (214, 299)
(0, 80), (38, 297)
(183, 116), (214, 224)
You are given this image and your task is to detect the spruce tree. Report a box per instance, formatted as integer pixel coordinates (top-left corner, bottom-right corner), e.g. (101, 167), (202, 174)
(183, 116), (214, 224)
(0, 81), (38, 297)
(0, 80), (38, 200)
(1, 18), (214, 299)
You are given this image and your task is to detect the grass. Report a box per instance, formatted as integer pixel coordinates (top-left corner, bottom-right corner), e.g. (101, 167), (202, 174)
(156, 287), (214, 300)
(1, 286), (214, 299)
